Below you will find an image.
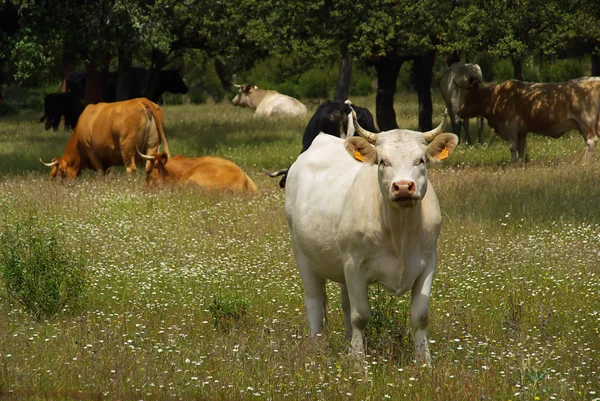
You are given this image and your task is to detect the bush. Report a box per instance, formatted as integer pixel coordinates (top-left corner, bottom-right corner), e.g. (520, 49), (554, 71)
(492, 59), (515, 82)
(298, 68), (335, 99)
(351, 73), (374, 97)
(0, 217), (88, 321)
(208, 293), (250, 329)
(540, 59), (585, 82)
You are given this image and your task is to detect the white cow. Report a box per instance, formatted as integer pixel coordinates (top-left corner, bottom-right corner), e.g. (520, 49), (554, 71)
(285, 107), (457, 364)
(440, 62), (485, 144)
(231, 84), (308, 118)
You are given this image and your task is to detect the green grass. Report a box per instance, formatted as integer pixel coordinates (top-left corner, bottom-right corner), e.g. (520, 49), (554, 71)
(0, 93), (599, 400)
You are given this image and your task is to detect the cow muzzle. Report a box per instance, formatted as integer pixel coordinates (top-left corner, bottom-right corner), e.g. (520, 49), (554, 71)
(391, 180), (419, 206)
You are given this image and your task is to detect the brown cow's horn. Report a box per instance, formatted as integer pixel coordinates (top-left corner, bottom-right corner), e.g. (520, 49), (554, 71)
(136, 147), (155, 160)
(39, 158), (58, 167)
(350, 105), (378, 143)
(423, 108), (448, 142)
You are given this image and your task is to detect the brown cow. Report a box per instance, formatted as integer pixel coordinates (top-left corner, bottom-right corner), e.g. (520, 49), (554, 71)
(138, 151), (258, 194)
(457, 79), (600, 162)
(40, 98), (170, 180)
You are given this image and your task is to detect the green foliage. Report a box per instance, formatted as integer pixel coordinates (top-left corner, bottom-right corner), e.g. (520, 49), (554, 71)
(208, 293), (250, 329)
(367, 286), (411, 359)
(0, 217), (88, 321)
(298, 68), (335, 99)
(540, 59), (585, 82)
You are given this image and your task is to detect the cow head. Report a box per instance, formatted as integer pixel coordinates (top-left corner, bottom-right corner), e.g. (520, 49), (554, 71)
(39, 157), (79, 181)
(345, 107), (458, 210)
(231, 83), (259, 109)
(138, 149), (170, 186)
(457, 78), (483, 119)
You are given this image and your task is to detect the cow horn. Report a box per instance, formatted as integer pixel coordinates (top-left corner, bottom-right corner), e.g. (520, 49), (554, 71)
(39, 158), (58, 167)
(231, 82), (242, 89)
(265, 168), (289, 178)
(350, 106), (378, 143)
(136, 147), (155, 160)
(423, 108), (448, 142)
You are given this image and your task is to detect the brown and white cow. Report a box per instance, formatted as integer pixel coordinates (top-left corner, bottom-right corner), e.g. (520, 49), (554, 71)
(138, 151), (258, 195)
(285, 107), (456, 364)
(231, 83), (307, 118)
(457, 78), (600, 162)
(40, 98), (170, 181)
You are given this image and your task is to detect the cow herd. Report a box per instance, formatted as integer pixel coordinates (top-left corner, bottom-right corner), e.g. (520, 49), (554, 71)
(34, 62), (600, 364)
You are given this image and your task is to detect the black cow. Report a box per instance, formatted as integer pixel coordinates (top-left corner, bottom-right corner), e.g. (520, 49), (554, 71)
(39, 92), (83, 131)
(66, 68), (188, 103)
(267, 100), (379, 188)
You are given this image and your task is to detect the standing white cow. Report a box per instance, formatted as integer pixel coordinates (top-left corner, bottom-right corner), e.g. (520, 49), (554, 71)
(285, 107), (457, 364)
(231, 83), (308, 118)
(440, 62), (485, 144)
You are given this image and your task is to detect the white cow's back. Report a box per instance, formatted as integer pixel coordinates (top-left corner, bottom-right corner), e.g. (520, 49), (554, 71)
(255, 93), (308, 118)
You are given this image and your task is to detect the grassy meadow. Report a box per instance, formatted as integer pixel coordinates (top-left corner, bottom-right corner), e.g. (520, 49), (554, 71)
(0, 93), (599, 400)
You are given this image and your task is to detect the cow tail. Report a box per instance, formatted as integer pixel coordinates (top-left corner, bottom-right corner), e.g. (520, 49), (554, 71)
(146, 102), (171, 158)
(245, 174), (258, 193)
(39, 114), (46, 123)
(323, 285), (329, 327)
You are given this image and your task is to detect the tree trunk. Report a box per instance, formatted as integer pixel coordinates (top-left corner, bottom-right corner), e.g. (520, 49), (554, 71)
(447, 50), (460, 66)
(412, 52), (436, 131)
(116, 47), (132, 101)
(144, 50), (167, 102)
(512, 57), (523, 81)
(592, 54), (600, 76)
(59, 43), (76, 93)
(373, 55), (404, 130)
(334, 50), (353, 102)
(0, 70), (4, 116)
(85, 64), (104, 105)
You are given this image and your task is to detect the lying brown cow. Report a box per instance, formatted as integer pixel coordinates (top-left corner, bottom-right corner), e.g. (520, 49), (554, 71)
(40, 98), (170, 180)
(457, 78), (600, 162)
(138, 151), (258, 194)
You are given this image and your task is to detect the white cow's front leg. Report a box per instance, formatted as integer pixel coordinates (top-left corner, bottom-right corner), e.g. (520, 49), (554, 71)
(344, 258), (370, 356)
(340, 284), (352, 339)
(410, 255), (436, 366)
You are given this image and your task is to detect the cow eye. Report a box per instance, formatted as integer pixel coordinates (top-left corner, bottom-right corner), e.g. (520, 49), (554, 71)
(379, 159), (390, 167)
(416, 157), (426, 166)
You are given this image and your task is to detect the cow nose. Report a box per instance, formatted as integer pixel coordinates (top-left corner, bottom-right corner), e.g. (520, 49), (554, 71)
(392, 180), (416, 198)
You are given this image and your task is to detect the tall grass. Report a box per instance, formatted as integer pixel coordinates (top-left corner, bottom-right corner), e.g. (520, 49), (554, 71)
(0, 94), (598, 400)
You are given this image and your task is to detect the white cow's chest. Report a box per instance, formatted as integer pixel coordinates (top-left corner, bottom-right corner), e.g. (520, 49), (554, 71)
(357, 240), (429, 297)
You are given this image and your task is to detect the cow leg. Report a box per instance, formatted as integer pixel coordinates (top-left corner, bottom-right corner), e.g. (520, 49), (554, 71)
(85, 151), (105, 175)
(477, 117), (484, 144)
(340, 283), (352, 340)
(122, 150), (137, 174)
(52, 117), (60, 132)
(344, 259), (370, 356)
(410, 256), (435, 366)
(292, 244), (326, 335)
(462, 118), (471, 145)
(583, 126), (598, 163)
(517, 132), (527, 162)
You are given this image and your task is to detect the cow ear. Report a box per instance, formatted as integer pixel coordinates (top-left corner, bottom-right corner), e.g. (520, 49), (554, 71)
(345, 137), (377, 163)
(157, 153), (169, 165)
(426, 133), (459, 162)
(469, 78), (480, 90)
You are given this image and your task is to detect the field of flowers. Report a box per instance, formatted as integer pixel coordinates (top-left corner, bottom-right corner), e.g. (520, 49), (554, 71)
(0, 95), (599, 400)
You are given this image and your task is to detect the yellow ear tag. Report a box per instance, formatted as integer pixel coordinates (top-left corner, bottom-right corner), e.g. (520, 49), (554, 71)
(439, 146), (449, 160)
(354, 149), (364, 162)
